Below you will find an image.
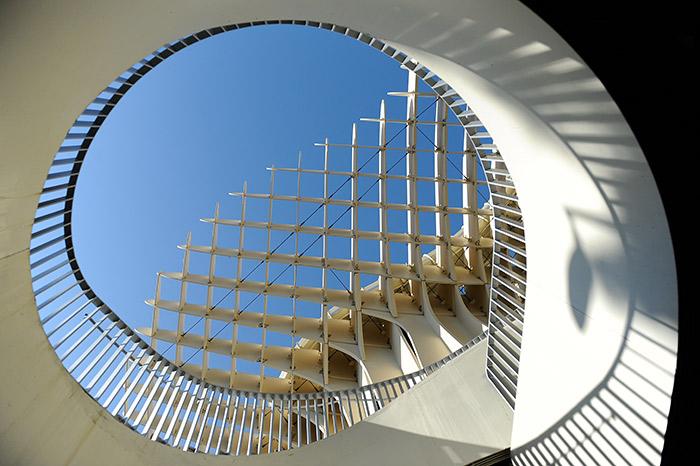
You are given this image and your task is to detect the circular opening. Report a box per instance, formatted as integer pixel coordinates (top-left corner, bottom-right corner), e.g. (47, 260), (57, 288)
(68, 24), (494, 391)
(29, 20), (525, 454)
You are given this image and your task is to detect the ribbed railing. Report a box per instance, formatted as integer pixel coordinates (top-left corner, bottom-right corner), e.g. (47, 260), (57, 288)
(30, 19), (526, 456)
(482, 152), (527, 409)
(35, 284), (486, 454)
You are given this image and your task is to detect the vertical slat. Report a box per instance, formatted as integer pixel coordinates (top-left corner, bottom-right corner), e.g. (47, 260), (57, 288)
(123, 359), (163, 424)
(388, 380), (399, 399)
(230, 184), (247, 386)
(174, 234), (191, 365)
(194, 387), (216, 452)
(30, 246), (68, 271)
(463, 128), (486, 282)
(405, 71), (423, 294)
(394, 377), (406, 394)
(337, 393), (347, 430)
(286, 397), (293, 450)
(201, 203), (220, 381)
(57, 313), (110, 362)
(259, 171), (275, 389)
(313, 396), (321, 440)
(370, 384), (380, 406)
(74, 327), (127, 384)
(321, 393), (329, 438)
(277, 398), (284, 452)
(235, 395), (249, 455)
(180, 382), (207, 450)
(213, 390), (231, 454)
(204, 388), (224, 453)
(66, 320), (118, 372)
(174, 381), (203, 448)
(134, 365), (174, 429)
(91, 340), (141, 396)
(163, 377), (194, 442)
(257, 396), (267, 455)
(329, 394), (338, 434)
(105, 352), (153, 414)
(203, 388), (224, 453)
(304, 396), (311, 445)
(150, 273), (161, 352)
(343, 392), (354, 426)
(296, 398), (302, 448)
(246, 394), (258, 455)
(361, 387), (372, 417)
(369, 385), (380, 410)
(382, 382), (392, 402)
(224, 393), (240, 455)
(291, 155), (302, 390)
(31, 257), (70, 283)
(39, 289), (88, 326)
(350, 124), (365, 359)
(321, 143), (330, 385)
(152, 374), (187, 441)
(267, 397), (276, 454)
(378, 99), (398, 317)
(433, 98), (454, 277)
(36, 279), (82, 311)
(46, 300), (99, 340)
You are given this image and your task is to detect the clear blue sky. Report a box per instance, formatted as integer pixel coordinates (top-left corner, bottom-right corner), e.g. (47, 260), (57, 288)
(73, 25), (488, 376)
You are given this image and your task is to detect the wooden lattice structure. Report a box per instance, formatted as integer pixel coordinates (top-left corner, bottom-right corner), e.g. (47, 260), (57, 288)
(140, 70), (496, 393)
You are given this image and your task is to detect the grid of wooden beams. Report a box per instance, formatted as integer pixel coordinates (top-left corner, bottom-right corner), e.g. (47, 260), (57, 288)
(143, 70), (494, 394)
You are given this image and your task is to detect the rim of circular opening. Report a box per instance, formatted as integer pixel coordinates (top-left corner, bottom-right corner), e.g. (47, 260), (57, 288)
(36, 19), (524, 396)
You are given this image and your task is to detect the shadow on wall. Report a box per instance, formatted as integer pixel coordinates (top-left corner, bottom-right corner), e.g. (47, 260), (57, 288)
(392, 11), (677, 465)
(567, 226), (591, 330)
(511, 206), (677, 466)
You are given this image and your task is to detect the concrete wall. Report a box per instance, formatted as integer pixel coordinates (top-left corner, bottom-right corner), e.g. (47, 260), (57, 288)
(0, 1), (677, 464)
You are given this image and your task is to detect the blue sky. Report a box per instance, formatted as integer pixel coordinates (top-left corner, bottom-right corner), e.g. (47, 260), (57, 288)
(72, 25), (488, 376)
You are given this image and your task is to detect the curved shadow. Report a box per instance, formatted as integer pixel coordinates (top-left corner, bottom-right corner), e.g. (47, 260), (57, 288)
(567, 229), (591, 330)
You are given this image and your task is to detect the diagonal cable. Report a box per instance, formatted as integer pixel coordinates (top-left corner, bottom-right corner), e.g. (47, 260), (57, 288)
(158, 98), (441, 373)
(415, 123), (491, 205)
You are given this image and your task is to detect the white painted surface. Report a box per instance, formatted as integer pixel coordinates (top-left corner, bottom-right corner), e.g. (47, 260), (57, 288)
(0, 1), (676, 464)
